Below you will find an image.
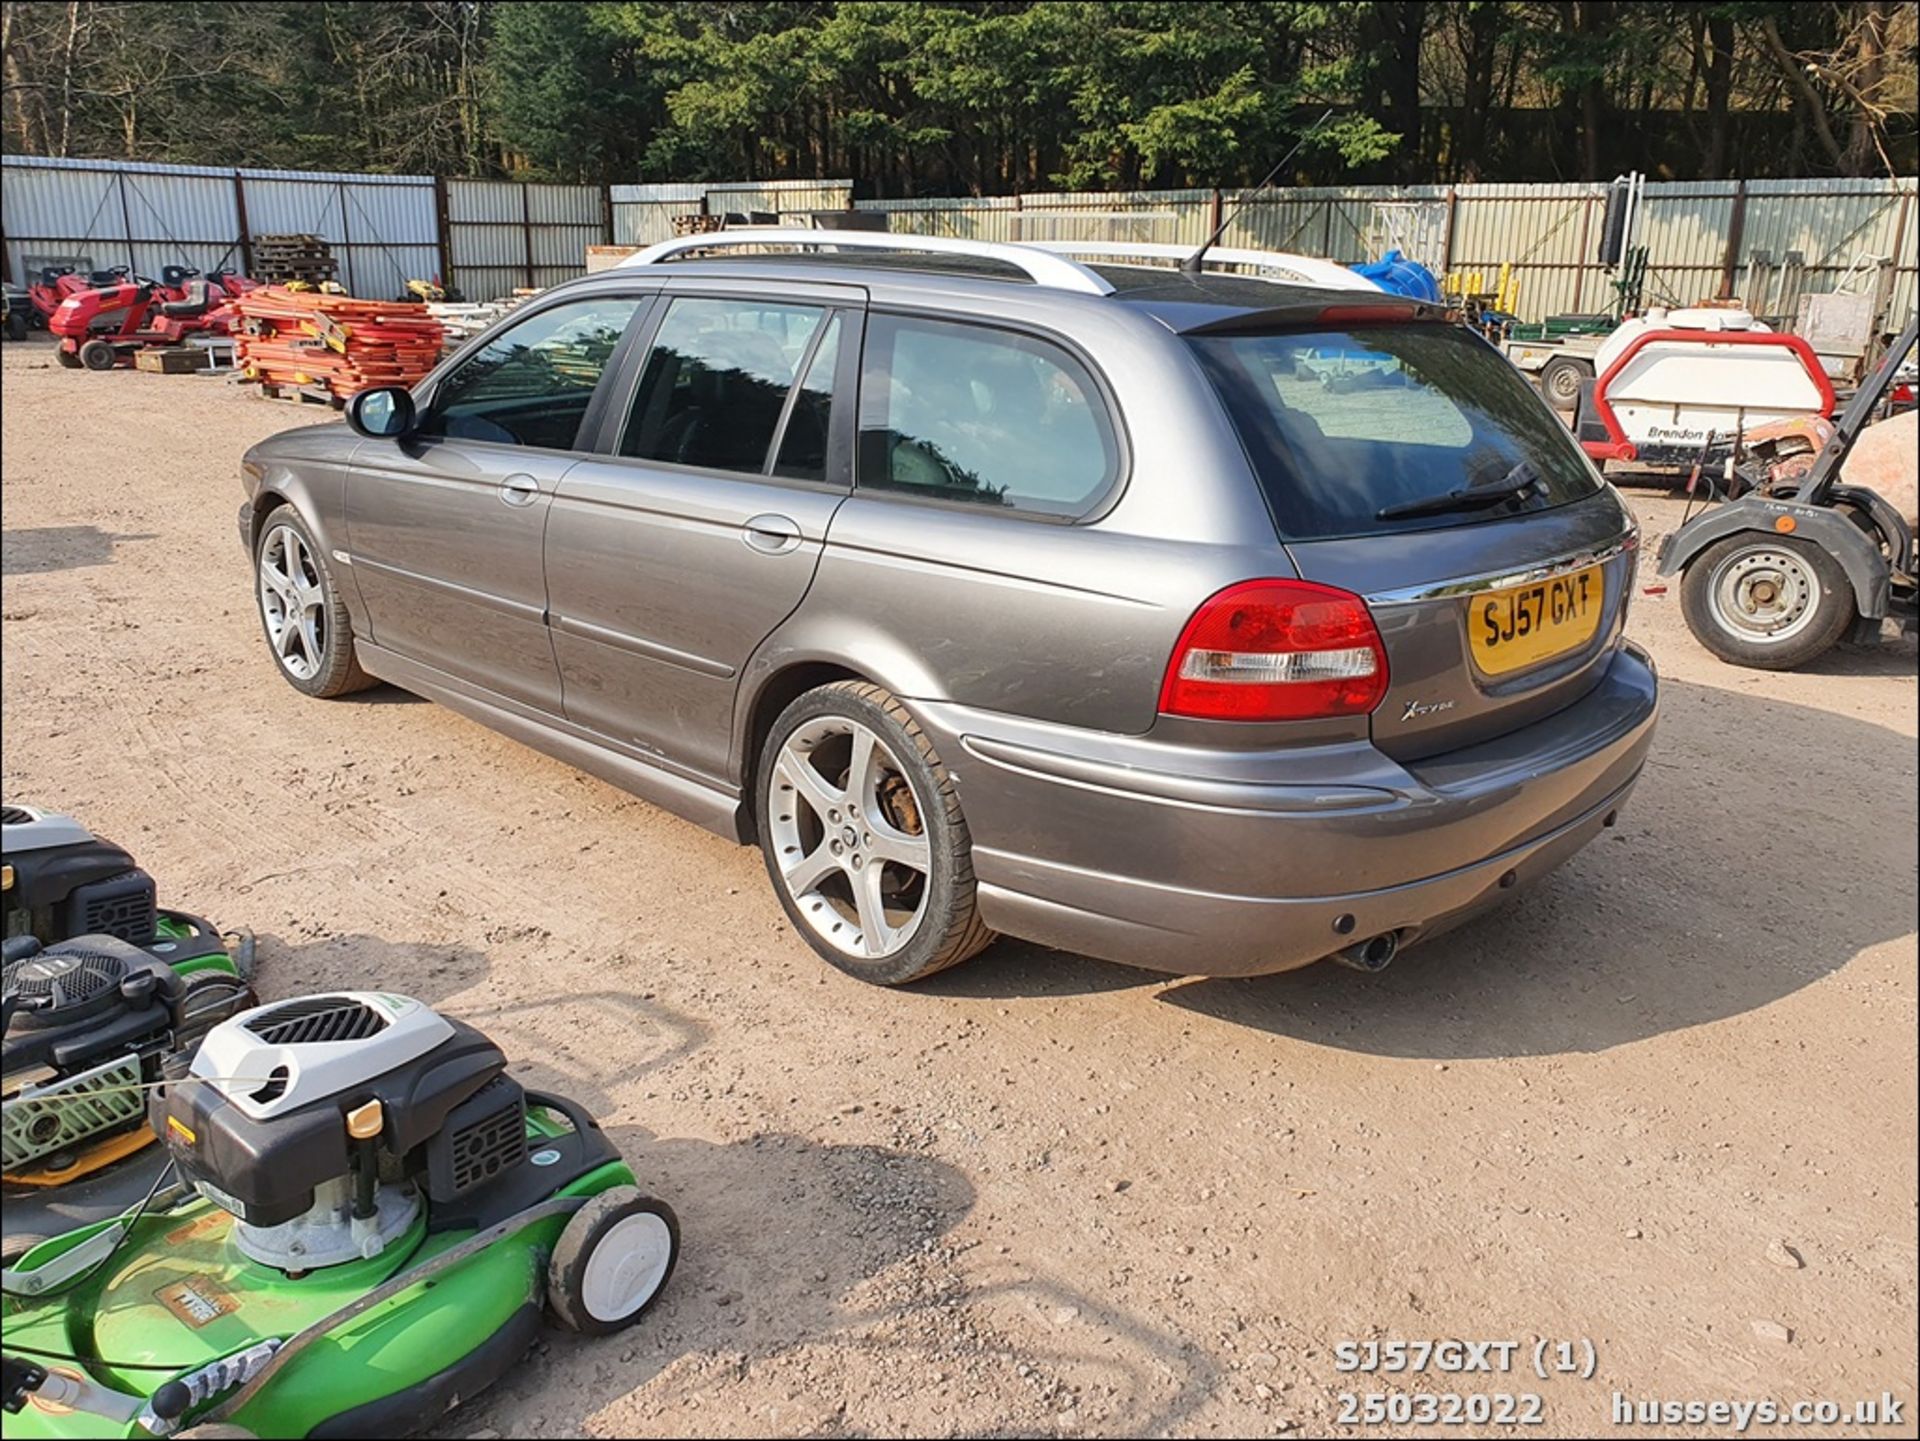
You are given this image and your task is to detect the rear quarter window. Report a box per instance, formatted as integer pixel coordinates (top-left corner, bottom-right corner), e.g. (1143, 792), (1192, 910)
(1190, 325), (1602, 540)
(857, 314), (1120, 517)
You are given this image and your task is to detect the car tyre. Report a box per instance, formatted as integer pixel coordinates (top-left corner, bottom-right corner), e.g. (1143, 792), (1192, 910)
(756, 680), (995, 986)
(548, 1187), (680, 1335)
(253, 505), (376, 697)
(1679, 532), (1855, 670)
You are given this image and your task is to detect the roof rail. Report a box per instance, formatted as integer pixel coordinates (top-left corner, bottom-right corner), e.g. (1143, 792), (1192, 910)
(1024, 241), (1377, 293)
(621, 228), (1115, 296)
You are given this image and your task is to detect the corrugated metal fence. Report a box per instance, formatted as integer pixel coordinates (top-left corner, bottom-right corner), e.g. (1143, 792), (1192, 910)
(836, 179), (1919, 324)
(445, 178), (605, 300)
(609, 180), (855, 245)
(7, 156), (1914, 322)
(0, 155), (439, 301)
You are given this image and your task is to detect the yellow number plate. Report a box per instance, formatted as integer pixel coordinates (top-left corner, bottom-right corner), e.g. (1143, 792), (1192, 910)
(1468, 566), (1602, 675)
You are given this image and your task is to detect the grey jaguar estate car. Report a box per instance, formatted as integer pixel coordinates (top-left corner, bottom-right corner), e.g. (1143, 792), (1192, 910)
(240, 232), (1657, 986)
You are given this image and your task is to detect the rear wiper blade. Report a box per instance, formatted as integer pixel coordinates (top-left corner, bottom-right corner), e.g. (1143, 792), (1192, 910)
(1377, 472), (1540, 521)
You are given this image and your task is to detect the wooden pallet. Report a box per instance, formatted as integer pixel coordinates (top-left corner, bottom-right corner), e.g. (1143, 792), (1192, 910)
(259, 267), (340, 286)
(253, 234), (331, 257)
(256, 381), (345, 409)
(254, 234), (339, 286)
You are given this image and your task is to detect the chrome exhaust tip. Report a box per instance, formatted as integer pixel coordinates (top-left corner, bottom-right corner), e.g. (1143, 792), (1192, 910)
(1332, 931), (1399, 973)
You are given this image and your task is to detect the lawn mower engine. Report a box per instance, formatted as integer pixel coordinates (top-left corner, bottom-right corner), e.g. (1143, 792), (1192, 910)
(3, 937), (252, 1182)
(158, 993), (529, 1269)
(3, 805), (160, 949)
(2, 804), (237, 970)
(5, 992), (677, 1438)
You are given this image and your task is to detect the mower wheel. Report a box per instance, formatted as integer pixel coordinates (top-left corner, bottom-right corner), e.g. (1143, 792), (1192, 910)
(549, 1186), (680, 1335)
(4, 310), (26, 342)
(1680, 532), (1856, 670)
(253, 505), (376, 697)
(174, 1427), (258, 1439)
(54, 345), (82, 369)
(79, 338), (120, 371)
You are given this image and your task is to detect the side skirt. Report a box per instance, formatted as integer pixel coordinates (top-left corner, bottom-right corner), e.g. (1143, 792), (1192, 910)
(355, 642), (747, 843)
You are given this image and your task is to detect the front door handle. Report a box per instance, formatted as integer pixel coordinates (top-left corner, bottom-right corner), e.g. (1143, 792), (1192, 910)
(499, 474), (540, 508)
(743, 513), (803, 555)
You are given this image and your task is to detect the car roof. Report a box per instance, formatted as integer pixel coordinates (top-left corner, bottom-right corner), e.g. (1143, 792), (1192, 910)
(550, 255), (1445, 335)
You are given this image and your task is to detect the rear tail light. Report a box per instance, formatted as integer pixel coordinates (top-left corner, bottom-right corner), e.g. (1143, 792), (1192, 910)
(1159, 579), (1389, 721)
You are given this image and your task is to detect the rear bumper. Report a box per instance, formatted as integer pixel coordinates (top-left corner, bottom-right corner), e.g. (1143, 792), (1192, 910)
(914, 642), (1658, 977)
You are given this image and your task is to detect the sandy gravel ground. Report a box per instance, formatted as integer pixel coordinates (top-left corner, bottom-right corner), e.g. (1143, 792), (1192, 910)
(3, 335), (1915, 1439)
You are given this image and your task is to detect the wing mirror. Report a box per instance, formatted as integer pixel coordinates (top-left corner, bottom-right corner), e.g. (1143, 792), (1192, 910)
(346, 386), (417, 440)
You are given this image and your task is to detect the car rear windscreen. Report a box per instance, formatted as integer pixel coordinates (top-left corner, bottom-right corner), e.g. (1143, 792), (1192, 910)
(1189, 325), (1603, 541)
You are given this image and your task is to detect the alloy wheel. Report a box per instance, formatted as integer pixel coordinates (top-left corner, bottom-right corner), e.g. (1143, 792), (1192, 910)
(767, 718), (933, 960)
(258, 524), (328, 681)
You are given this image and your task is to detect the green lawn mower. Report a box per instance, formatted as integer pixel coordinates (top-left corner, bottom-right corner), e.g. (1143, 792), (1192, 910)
(2, 990), (680, 1438)
(5, 804), (256, 1251)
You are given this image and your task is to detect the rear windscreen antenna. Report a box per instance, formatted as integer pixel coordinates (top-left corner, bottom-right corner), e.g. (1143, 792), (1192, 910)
(1182, 108), (1335, 275)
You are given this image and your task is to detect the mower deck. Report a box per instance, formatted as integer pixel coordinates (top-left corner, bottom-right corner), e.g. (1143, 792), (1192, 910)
(2, 1096), (633, 1439)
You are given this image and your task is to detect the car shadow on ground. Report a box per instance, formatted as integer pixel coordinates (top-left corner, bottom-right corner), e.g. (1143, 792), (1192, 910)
(928, 677), (1916, 1059)
(333, 683), (427, 705)
(2, 524), (157, 574)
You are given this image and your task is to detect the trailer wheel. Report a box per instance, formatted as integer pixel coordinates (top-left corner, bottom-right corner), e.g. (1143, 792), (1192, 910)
(1680, 533), (1856, 670)
(79, 338), (119, 371)
(1538, 355), (1592, 410)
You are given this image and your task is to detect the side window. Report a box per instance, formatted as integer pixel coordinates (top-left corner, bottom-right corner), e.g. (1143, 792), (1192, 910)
(773, 314), (843, 482)
(857, 315), (1119, 516)
(619, 298), (831, 475)
(421, 297), (642, 450)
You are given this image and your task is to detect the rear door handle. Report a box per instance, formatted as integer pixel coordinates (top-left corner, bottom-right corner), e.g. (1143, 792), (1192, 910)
(743, 513), (802, 555)
(499, 474), (540, 508)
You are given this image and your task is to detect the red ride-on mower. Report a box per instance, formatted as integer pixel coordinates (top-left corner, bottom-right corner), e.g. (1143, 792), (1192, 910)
(153, 264), (259, 305)
(24, 266), (124, 329)
(47, 272), (234, 370)
(210, 267), (261, 300)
